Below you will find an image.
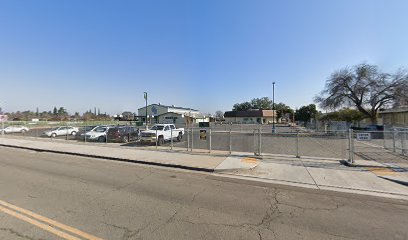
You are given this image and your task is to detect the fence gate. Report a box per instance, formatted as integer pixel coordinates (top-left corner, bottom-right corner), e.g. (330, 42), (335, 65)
(352, 129), (408, 164)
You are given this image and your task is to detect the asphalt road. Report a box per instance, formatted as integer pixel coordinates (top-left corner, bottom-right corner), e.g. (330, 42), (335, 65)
(0, 147), (408, 240)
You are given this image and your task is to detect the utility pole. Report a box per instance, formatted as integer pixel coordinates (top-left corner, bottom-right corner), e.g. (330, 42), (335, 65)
(272, 82), (276, 133)
(144, 92), (148, 129)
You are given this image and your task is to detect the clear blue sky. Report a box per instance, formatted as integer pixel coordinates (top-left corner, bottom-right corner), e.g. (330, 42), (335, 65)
(1, 0), (408, 115)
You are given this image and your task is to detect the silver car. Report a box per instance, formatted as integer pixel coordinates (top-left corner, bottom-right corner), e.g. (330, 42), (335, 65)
(44, 126), (79, 137)
(2, 126), (29, 133)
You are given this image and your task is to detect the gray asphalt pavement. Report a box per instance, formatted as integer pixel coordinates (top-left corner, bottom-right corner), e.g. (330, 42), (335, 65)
(0, 147), (408, 240)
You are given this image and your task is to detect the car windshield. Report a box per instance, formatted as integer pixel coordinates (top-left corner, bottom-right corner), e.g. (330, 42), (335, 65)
(150, 125), (164, 130)
(84, 126), (95, 131)
(94, 127), (107, 132)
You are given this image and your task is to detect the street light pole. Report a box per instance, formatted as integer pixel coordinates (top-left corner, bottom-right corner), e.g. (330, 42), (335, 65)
(144, 92), (148, 129)
(272, 82), (276, 133)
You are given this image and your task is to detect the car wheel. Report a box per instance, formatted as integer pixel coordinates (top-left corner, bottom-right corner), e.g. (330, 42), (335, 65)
(177, 132), (182, 142)
(71, 131), (77, 136)
(122, 136), (128, 143)
(98, 136), (105, 142)
(51, 133), (57, 138)
(157, 137), (164, 146)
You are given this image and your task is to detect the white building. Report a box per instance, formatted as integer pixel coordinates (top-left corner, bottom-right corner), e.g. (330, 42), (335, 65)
(138, 103), (207, 125)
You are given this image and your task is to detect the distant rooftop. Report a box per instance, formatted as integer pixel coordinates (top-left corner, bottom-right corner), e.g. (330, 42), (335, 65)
(224, 109), (276, 118)
(379, 107), (408, 114)
(138, 103), (198, 112)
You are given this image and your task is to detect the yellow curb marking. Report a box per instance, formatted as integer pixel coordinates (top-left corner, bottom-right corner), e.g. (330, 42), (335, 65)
(366, 167), (397, 176)
(0, 199), (103, 240)
(241, 157), (258, 164)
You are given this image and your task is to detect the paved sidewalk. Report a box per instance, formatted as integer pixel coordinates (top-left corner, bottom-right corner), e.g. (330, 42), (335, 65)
(220, 154), (408, 200)
(1, 136), (407, 200)
(0, 137), (231, 171)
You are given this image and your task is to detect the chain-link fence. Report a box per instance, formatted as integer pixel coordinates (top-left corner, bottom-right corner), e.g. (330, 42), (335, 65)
(2, 121), (407, 163)
(350, 129), (408, 164)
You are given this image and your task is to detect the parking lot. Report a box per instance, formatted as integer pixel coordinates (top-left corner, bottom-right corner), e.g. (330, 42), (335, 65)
(3, 122), (408, 163)
(1, 123), (353, 160)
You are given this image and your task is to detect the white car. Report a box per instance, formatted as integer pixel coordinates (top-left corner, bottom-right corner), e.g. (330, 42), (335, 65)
(140, 124), (184, 145)
(44, 126), (79, 137)
(1, 126), (29, 133)
(84, 126), (110, 142)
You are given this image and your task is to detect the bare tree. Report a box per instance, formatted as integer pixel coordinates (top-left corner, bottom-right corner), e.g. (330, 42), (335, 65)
(315, 63), (408, 124)
(215, 110), (224, 118)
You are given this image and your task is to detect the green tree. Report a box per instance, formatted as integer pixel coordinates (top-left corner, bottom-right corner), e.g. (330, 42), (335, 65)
(295, 104), (318, 123)
(250, 97), (272, 109)
(233, 97), (273, 111)
(337, 108), (365, 123)
(315, 63), (408, 124)
(53, 107), (58, 115)
(274, 102), (294, 120)
(233, 101), (252, 111)
(57, 107), (67, 115)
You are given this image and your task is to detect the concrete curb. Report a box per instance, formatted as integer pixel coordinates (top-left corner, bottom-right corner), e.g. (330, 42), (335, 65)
(209, 173), (408, 202)
(0, 144), (215, 173)
(379, 176), (408, 187)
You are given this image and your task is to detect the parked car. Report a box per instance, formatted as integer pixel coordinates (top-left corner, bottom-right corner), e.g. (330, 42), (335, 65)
(140, 124), (184, 145)
(106, 126), (140, 143)
(75, 125), (99, 140)
(44, 126), (79, 137)
(84, 125), (111, 142)
(1, 126), (29, 133)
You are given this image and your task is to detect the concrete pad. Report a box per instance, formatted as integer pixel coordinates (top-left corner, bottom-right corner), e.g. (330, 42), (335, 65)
(210, 173), (319, 190)
(214, 156), (260, 172)
(229, 161), (317, 185)
(307, 167), (408, 196)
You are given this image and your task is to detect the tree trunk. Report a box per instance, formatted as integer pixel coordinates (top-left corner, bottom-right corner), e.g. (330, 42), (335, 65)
(370, 116), (377, 125)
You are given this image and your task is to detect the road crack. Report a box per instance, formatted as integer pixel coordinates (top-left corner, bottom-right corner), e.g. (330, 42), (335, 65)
(0, 227), (42, 240)
(102, 222), (150, 240)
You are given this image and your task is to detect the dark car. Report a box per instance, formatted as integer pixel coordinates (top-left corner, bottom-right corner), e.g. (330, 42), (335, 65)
(352, 125), (384, 139)
(106, 126), (140, 143)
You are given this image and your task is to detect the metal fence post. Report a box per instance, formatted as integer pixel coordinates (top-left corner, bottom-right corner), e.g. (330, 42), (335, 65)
(187, 128), (190, 151)
(393, 129), (396, 153)
(208, 128), (212, 153)
(191, 127), (194, 151)
(170, 128), (173, 150)
(401, 131), (405, 155)
(229, 127), (232, 154)
(258, 127), (261, 156)
(253, 129), (257, 156)
(404, 131), (408, 156)
(348, 128), (354, 163)
(296, 131), (300, 158)
(155, 129), (158, 149)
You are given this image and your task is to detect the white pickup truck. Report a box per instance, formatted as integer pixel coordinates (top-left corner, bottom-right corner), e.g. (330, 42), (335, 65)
(140, 124), (184, 145)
